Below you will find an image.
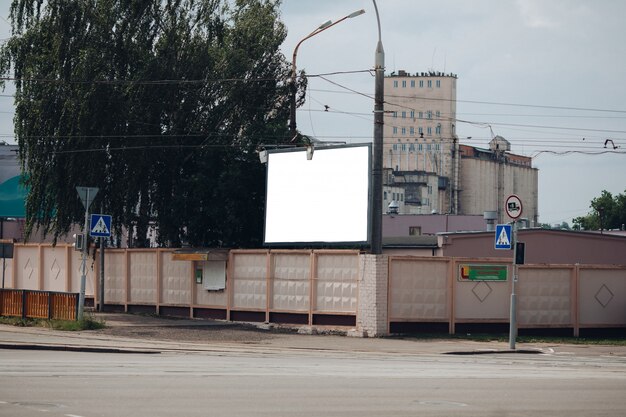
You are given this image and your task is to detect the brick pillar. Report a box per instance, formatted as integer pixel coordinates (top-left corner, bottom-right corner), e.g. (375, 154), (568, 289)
(355, 254), (388, 337)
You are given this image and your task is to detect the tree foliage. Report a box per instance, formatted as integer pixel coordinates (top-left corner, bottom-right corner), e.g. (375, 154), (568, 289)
(573, 190), (626, 231)
(1, 0), (298, 247)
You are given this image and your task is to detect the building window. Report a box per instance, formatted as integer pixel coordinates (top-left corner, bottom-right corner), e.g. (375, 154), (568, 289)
(384, 191), (387, 200)
(436, 111), (440, 119)
(409, 226), (421, 236)
(427, 111), (432, 119)
(435, 125), (441, 135)
(401, 127), (406, 135)
(410, 80), (415, 87)
(409, 143), (415, 151)
(409, 127), (414, 135)
(435, 143), (440, 150)
(400, 194), (404, 202)
(402, 80), (406, 88)
(418, 112), (423, 119)
(419, 80), (424, 88)
(401, 143), (406, 151)
(393, 80), (398, 87)
(418, 127), (423, 135)
(392, 143), (397, 150)
(427, 80), (432, 88)
(392, 111), (397, 118)
(392, 193), (396, 201)
(401, 111), (406, 118)
(426, 143), (432, 150)
(410, 110), (415, 118)
(418, 143), (423, 151)
(393, 127), (398, 134)
(436, 80), (441, 88)
(428, 185), (433, 195)
(427, 127), (432, 136)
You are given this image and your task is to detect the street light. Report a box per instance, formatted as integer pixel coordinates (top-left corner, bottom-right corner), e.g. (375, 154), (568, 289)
(289, 9), (365, 141)
(370, 0), (384, 254)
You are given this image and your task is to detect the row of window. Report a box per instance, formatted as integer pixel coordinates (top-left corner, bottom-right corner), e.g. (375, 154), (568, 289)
(392, 125), (441, 135)
(383, 191), (404, 202)
(393, 79), (441, 88)
(392, 110), (440, 120)
(391, 143), (441, 151)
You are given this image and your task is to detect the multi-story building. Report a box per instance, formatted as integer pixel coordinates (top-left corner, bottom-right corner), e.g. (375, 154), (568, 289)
(383, 70), (459, 215)
(383, 71), (538, 225)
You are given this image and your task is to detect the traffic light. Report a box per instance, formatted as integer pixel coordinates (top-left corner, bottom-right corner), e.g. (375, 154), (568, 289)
(73, 233), (85, 251)
(515, 241), (525, 265)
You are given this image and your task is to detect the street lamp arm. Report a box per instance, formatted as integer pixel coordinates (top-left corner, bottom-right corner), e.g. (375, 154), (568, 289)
(289, 9), (366, 140)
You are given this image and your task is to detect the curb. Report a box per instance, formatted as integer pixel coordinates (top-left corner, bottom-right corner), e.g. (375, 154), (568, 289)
(0, 342), (161, 355)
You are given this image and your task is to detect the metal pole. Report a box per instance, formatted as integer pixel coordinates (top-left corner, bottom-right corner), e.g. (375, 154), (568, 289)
(509, 220), (518, 349)
(288, 11), (365, 142)
(78, 189), (90, 321)
(99, 237), (105, 312)
(371, 0), (384, 254)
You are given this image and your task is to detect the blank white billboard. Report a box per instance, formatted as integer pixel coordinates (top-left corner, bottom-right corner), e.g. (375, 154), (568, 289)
(264, 144), (371, 245)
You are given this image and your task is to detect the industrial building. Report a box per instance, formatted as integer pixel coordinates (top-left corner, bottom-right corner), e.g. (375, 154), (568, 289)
(383, 71), (538, 225)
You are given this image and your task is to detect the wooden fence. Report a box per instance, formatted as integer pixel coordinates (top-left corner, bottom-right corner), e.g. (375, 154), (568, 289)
(0, 289), (79, 321)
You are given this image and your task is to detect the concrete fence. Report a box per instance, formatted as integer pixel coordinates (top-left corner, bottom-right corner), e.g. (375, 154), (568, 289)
(1, 244), (624, 336)
(388, 256), (626, 336)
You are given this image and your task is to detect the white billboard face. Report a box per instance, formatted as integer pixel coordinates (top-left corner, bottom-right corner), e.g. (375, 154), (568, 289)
(264, 144), (371, 245)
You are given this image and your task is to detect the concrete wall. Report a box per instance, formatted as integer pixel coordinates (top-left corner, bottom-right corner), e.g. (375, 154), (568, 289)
(459, 158), (539, 224)
(383, 214), (487, 237)
(458, 157), (538, 224)
(388, 256), (626, 335)
(3, 244), (624, 336)
(440, 229), (626, 265)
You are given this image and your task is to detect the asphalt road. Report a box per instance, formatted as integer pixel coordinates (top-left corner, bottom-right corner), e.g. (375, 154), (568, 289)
(1, 346), (625, 417)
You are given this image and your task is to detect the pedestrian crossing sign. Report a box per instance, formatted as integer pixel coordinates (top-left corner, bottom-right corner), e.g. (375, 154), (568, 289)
(495, 224), (512, 250)
(90, 214), (112, 237)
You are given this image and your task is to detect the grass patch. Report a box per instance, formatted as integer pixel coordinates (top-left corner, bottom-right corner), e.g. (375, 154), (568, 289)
(0, 315), (106, 331)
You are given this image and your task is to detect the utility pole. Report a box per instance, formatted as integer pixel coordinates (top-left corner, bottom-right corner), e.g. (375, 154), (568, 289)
(76, 186), (98, 321)
(371, 0), (384, 254)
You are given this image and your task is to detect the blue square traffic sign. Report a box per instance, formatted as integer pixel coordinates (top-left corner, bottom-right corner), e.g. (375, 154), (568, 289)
(90, 214), (112, 237)
(495, 224), (512, 250)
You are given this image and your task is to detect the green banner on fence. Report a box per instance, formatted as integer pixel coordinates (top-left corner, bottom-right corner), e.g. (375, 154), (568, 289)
(459, 264), (508, 281)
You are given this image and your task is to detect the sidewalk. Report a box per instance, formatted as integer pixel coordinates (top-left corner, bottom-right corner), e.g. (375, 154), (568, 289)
(0, 312), (624, 357)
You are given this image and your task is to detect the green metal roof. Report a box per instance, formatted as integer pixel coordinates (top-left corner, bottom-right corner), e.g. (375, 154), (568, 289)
(0, 175), (27, 218)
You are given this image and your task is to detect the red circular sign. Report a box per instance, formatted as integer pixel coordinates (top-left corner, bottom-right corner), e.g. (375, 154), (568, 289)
(505, 195), (523, 219)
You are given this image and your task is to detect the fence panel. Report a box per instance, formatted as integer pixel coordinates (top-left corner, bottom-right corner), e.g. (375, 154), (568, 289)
(271, 253), (310, 312)
(389, 258), (449, 322)
(14, 245), (40, 290)
(0, 289), (23, 316)
(0, 289), (78, 320)
(315, 253), (358, 314)
(51, 292), (78, 320)
(42, 246), (68, 292)
(129, 251), (157, 304)
(579, 267), (626, 327)
(231, 253), (267, 311)
(25, 291), (49, 318)
(518, 266), (573, 327)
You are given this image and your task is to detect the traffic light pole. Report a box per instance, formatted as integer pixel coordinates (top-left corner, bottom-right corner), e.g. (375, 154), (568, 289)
(78, 191), (91, 321)
(509, 220), (518, 350)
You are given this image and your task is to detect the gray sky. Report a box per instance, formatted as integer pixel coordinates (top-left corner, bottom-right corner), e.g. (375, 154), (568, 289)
(0, 1), (625, 226)
(279, 0), (626, 226)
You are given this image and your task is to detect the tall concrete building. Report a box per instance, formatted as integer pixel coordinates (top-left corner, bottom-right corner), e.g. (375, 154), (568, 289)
(382, 71), (539, 225)
(383, 70), (459, 215)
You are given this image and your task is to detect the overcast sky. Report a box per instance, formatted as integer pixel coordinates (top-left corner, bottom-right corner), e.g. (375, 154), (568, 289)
(0, 1), (625, 226)
(279, 0), (626, 226)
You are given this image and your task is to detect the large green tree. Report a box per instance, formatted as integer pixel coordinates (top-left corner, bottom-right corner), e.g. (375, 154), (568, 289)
(1, 0), (297, 247)
(573, 190), (626, 231)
